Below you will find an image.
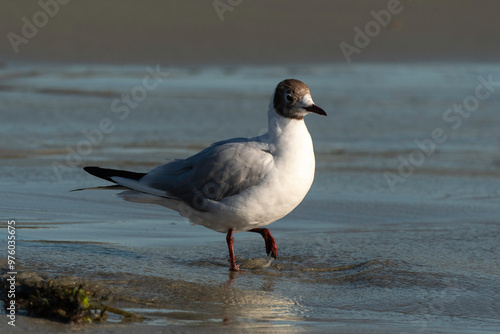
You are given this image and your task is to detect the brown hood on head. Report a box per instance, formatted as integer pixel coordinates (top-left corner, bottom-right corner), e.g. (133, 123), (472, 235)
(273, 79), (327, 119)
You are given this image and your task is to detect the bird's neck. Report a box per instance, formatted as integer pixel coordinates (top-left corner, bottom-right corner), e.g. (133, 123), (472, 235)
(266, 105), (312, 149)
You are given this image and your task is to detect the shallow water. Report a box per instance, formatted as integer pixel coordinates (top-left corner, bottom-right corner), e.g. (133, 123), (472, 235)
(0, 62), (499, 332)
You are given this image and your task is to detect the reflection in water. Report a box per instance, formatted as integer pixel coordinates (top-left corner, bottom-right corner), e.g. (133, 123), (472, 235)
(114, 270), (304, 327)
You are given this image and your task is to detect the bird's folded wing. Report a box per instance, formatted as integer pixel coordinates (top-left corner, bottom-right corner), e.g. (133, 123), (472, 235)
(138, 138), (274, 208)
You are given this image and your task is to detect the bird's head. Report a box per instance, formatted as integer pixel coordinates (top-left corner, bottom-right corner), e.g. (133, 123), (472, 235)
(273, 79), (327, 120)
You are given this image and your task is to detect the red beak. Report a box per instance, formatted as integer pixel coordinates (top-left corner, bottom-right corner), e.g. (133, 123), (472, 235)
(305, 104), (327, 116)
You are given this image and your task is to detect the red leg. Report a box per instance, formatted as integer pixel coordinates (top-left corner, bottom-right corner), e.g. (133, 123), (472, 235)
(248, 228), (278, 258)
(226, 229), (240, 271)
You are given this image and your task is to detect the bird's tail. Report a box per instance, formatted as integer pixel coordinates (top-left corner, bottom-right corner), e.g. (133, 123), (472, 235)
(81, 166), (177, 201)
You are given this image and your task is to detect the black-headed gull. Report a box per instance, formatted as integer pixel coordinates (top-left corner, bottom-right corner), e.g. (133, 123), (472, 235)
(83, 79), (327, 271)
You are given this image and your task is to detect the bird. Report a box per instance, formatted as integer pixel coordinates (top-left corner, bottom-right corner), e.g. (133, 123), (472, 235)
(83, 79), (327, 271)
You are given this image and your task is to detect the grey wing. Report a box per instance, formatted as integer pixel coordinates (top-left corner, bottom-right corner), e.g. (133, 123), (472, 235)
(139, 139), (274, 209)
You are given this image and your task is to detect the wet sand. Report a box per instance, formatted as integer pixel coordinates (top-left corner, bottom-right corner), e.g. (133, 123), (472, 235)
(0, 63), (499, 332)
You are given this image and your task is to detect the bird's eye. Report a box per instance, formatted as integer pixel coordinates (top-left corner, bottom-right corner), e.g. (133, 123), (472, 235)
(286, 94), (293, 102)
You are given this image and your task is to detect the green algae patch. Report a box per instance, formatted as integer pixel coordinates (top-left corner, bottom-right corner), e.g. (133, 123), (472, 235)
(1, 271), (144, 324)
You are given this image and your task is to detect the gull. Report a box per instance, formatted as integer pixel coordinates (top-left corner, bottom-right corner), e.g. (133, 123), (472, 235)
(83, 79), (327, 271)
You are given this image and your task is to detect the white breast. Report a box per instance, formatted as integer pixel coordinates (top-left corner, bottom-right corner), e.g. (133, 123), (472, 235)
(187, 110), (316, 233)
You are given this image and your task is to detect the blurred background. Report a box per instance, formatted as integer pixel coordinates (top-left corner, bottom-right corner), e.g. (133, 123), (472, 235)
(1, 0), (500, 64)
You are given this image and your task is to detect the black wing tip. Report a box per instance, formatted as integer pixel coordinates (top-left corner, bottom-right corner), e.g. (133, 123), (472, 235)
(83, 166), (114, 183)
(83, 166), (105, 175)
(83, 166), (146, 183)
(83, 166), (98, 173)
